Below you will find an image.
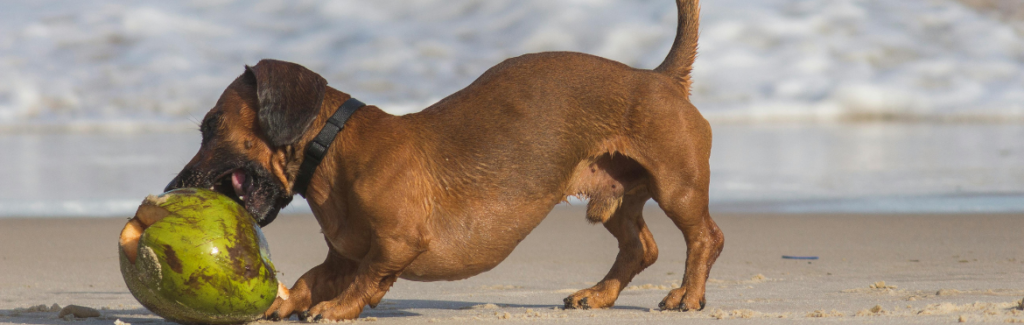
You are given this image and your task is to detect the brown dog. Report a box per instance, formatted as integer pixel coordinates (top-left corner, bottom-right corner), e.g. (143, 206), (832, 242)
(165, 0), (722, 321)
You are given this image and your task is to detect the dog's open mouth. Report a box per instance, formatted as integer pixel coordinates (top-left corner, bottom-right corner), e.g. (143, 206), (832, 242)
(212, 169), (253, 207)
(171, 163), (289, 227)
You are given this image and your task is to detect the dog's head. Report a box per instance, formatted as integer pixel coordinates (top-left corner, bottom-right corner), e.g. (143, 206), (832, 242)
(165, 59), (328, 227)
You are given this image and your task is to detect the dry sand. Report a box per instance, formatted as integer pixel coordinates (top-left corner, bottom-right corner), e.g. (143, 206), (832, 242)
(1, 205), (1023, 324)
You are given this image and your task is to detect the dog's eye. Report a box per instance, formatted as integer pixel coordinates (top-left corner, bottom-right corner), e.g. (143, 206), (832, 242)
(200, 112), (223, 145)
(200, 120), (214, 144)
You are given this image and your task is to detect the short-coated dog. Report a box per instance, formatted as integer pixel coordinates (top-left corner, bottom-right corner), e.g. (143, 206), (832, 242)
(165, 0), (723, 320)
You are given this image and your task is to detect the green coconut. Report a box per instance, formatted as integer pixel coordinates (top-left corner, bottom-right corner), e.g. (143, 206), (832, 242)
(118, 188), (278, 324)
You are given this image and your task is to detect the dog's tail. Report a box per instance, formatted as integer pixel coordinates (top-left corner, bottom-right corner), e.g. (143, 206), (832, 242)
(654, 0), (700, 96)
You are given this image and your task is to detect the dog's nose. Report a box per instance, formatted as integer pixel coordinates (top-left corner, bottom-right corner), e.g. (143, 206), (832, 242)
(164, 171), (186, 192)
(164, 179), (178, 193)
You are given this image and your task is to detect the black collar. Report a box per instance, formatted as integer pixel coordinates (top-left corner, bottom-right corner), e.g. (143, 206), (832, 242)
(292, 97), (365, 197)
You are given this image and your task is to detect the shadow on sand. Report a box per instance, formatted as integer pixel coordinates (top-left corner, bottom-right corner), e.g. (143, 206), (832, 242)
(0, 299), (652, 323)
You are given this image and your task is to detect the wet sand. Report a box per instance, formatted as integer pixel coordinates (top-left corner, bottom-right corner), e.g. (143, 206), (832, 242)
(1, 206), (1023, 324)
(7, 123), (1024, 217)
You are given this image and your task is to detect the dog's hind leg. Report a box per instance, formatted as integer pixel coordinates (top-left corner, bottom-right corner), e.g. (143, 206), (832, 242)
(563, 192), (658, 309)
(652, 182), (722, 311)
(638, 115), (723, 311)
(617, 96), (722, 311)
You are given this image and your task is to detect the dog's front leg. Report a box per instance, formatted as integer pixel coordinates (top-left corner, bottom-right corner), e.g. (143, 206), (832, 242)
(264, 246), (358, 321)
(303, 235), (427, 321)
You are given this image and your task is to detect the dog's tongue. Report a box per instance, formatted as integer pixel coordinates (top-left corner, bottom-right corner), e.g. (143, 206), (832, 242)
(231, 170), (246, 200)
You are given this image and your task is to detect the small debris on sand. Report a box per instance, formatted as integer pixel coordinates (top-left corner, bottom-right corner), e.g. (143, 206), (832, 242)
(464, 303), (500, 310)
(113, 319), (131, 325)
(480, 285), (520, 290)
(856, 305), (885, 316)
(706, 274), (768, 286)
(919, 302), (959, 315)
(709, 309), (761, 319)
(843, 282), (903, 294)
(23, 305), (50, 313)
(869, 281), (897, 289)
(8, 304), (54, 316)
(498, 312), (511, 319)
(806, 309), (843, 318)
(624, 283), (671, 291)
(918, 301), (1020, 316)
(58, 305), (101, 319)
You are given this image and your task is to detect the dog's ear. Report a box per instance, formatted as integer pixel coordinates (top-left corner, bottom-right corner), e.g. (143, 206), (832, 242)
(244, 59), (327, 147)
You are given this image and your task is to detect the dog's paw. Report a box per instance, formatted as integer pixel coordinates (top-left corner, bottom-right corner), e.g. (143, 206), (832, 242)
(261, 299), (288, 321)
(305, 299), (363, 321)
(658, 287), (704, 311)
(263, 284), (311, 321)
(563, 296), (591, 310)
(563, 287), (615, 310)
(262, 296), (305, 321)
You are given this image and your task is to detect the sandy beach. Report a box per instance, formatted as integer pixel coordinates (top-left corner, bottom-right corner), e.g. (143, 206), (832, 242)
(1, 206), (1022, 324)
(2, 0), (1023, 324)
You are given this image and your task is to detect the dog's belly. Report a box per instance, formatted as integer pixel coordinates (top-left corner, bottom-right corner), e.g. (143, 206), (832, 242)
(399, 205), (557, 281)
(396, 152), (647, 281)
(400, 249), (510, 281)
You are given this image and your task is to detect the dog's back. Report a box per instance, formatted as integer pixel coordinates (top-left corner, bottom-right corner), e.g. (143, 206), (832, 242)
(406, 50), (698, 209)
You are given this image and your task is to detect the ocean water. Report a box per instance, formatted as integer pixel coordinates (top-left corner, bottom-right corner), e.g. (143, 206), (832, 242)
(708, 123), (1024, 213)
(1, 0), (1022, 129)
(2, 123), (1023, 217)
(1, 0), (1023, 216)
